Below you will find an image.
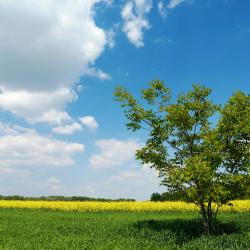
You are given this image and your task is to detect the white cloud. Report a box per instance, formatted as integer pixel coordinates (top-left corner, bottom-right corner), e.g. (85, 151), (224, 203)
(90, 139), (141, 170)
(167, 0), (186, 9)
(158, 1), (167, 18)
(0, 124), (84, 168)
(121, 0), (152, 47)
(85, 68), (111, 80)
(0, 87), (75, 124)
(0, 0), (113, 125)
(79, 116), (99, 132)
(35, 110), (72, 125)
(52, 122), (82, 135)
(0, 122), (18, 135)
(0, 0), (110, 92)
(0, 122), (35, 135)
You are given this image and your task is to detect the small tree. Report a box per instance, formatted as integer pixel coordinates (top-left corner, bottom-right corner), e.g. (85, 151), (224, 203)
(114, 80), (250, 234)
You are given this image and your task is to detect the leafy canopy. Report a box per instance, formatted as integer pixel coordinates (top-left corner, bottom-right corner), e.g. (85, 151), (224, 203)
(115, 81), (250, 217)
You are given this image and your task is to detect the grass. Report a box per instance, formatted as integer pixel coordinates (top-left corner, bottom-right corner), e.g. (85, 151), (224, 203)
(0, 209), (249, 249)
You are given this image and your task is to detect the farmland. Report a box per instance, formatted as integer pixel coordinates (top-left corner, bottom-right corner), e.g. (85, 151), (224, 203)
(0, 201), (249, 249)
(0, 200), (249, 212)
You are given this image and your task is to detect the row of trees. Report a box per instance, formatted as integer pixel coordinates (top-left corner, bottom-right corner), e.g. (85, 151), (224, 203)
(0, 195), (135, 202)
(115, 81), (250, 234)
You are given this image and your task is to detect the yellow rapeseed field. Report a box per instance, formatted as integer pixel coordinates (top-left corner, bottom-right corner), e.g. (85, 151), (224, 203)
(0, 200), (249, 212)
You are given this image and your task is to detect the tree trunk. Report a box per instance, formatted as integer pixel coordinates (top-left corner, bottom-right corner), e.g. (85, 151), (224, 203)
(200, 204), (213, 234)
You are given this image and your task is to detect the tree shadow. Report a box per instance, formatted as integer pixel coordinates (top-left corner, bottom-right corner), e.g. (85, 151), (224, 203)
(133, 218), (243, 244)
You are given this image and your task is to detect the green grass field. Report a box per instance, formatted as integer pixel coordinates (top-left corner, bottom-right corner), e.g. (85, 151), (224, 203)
(0, 209), (249, 249)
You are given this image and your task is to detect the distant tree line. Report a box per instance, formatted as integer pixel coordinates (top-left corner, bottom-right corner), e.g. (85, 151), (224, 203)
(0, 195), (135, 202)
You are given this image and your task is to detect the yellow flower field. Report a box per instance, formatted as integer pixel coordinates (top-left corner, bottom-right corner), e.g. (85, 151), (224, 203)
(0, 200), (249, 212)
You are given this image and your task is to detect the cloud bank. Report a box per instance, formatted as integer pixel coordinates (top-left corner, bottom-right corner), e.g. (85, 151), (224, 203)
(0, 123), (84, 168)
(0, 0), (109, 92)
(0, 0), (110, 125)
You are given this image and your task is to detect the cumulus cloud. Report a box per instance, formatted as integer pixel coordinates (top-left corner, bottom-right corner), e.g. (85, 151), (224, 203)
(0, 0), (110, 92)
(90, 139), (141, 170)
(0, 122), (19, 135)
(0, 87), (76, 124)
(121, 0), (152, 47)
(79, 116), (99, 132)
(52, 122), (82, 135)
(0, 0), (113, 125)
(0, 123), (84, 168)
(0, 122), (35, 135)
(35, 110), (72, 125)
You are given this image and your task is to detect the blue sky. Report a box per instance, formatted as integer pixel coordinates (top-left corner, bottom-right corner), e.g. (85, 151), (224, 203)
(0, 0), (249, 200)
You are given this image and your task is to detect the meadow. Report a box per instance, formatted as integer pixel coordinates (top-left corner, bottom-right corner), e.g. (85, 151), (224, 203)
(0, 201), (249, 249)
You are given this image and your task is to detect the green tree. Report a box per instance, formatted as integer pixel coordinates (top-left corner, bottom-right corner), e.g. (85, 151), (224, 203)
(150, 193), (162, 201)
(150, 191), (184, 201)
(114, 80), (250, 234)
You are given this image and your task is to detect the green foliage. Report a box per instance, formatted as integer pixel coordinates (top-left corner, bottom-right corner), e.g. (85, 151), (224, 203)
(150, 192), (185, 201)
(0, 195), (135, 202)
(0, 209), (249, 249)
(114, 80), (250, 233)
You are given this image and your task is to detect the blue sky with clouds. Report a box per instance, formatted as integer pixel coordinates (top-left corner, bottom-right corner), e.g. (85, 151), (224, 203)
(0, 0), (249, 200)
